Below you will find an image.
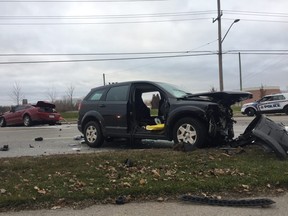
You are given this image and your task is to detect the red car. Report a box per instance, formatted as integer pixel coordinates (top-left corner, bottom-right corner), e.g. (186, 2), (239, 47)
(0, 101), (61, 127)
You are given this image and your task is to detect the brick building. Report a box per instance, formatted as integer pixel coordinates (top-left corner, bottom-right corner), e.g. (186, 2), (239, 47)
(243, 86), (281, 103)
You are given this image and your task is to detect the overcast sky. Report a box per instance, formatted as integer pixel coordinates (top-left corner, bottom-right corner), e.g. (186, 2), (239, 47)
(0, 0), (287, 106)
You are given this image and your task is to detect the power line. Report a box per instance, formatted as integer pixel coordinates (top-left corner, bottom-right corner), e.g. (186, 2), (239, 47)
(242, 50), (288, 80)
(226, 52), (288, 55)
(223, 18), (288, 24)
(0, 11), (216, 20)
(1, 9), (287, 25)
(223, 10), (288, 24)
(224, 10), (288, 18)
(102, 39), (219, 75)
(0, 50), (213, 56)
(0, 0), (167, 2)
(1, 51), (286, 65)
(1, 50), (288, 57)
(0, 53), (216, 65)
(0, 17), (211, 25)
(0, 10), (215, 25)
(227, 49), (288, 52)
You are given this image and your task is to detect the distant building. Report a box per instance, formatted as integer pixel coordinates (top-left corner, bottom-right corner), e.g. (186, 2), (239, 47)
(22, 99), (28, 105)
(243, 86), (281, 103)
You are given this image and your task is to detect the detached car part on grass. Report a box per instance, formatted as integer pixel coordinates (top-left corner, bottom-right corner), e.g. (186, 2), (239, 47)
(232, 114), (288, 160)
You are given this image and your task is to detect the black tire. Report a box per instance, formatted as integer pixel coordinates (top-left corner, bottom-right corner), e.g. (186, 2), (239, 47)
(245, 108), (256, 116)
(23, 115), (32, 127)
(173, 117), (207, 148)
(284, 106), (288, 115)
(0, 117), (6, 127)
(83, 121), (104, 148)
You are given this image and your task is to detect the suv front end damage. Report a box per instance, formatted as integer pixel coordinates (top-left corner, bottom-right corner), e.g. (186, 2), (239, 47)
(232, 114), (288, 160)
(189, 92), (252, 145)
(186, 92), (288, 159)
(206, 103), (235, 145)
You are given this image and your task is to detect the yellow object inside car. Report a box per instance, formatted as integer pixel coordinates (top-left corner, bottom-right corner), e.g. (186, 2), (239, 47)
(146, 124), (165, 131)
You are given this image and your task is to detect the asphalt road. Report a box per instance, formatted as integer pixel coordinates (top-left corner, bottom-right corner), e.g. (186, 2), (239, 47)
(0, 115), (288, 158)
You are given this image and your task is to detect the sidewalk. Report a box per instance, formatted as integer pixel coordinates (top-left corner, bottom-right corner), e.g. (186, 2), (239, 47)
(1, 194), (288, 216)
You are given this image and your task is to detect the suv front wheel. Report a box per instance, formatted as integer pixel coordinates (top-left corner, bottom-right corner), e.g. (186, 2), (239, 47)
(84, 121), (104, 148)
(173, 117), (206, 148)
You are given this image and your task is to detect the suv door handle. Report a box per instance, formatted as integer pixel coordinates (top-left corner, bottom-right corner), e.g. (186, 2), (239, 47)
(99, 104), (106, 108)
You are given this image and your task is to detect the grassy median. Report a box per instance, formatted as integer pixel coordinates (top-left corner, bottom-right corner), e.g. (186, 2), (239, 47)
(1, 146), (288, 211)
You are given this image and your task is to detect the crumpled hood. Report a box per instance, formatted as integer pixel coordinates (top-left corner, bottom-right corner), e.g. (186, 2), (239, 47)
(187, 91), (252, 105)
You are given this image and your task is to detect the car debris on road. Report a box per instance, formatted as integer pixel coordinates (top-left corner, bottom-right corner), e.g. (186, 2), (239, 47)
(231, 114), (288, 160)
(180, 194), (275, 207)
(0, 145), (9, 151)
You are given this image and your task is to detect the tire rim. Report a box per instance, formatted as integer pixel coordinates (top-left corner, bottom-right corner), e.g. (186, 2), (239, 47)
(177, 123), (197, 144)
(247, 108), (254, 116)
(24, 116), (30, 126)
(86, 125), (97, 143)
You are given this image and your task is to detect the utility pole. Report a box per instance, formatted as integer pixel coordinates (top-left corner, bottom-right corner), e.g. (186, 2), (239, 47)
(214, 0), (239, 92)
(238, 52), (242, 91)
(103, 73), (106, 86)
(214, 0), (223, 91)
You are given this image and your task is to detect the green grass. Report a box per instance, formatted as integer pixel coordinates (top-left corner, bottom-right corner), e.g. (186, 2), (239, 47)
(60, 111), (78, 122)
(1, 147), (288, 211)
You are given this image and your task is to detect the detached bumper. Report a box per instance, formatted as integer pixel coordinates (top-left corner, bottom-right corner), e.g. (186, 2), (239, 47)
(233, 114), (288, 160)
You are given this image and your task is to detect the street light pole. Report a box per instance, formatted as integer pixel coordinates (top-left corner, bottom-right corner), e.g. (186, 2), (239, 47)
(217, 18), (240, 91)
(221, 19), (240, 43)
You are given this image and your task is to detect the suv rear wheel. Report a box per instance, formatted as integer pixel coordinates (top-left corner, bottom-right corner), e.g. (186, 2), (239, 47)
(84, 121), (104, 148)
(173, 117), (206, 148)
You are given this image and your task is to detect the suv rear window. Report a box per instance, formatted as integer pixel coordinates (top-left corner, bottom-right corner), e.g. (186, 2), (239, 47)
(106, 85), (129, 101)
(88, 89), (106, 101)
(271, 95), (285, 101)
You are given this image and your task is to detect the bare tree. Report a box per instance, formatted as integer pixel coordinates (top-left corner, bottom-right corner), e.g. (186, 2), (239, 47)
(66, 84), (75, 110)
(10, 82), (24, 105)
(260, 84), (266, 98)
(46, 85), (57, 103)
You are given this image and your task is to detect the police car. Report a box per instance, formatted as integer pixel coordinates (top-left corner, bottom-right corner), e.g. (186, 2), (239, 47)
(241, 93), (288, 116)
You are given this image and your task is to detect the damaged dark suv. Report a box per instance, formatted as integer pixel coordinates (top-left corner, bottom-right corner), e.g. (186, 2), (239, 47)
(77, 81), (252, 148)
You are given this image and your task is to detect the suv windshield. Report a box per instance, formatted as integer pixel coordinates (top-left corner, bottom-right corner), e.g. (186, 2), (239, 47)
(157, 82), (189, 98)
